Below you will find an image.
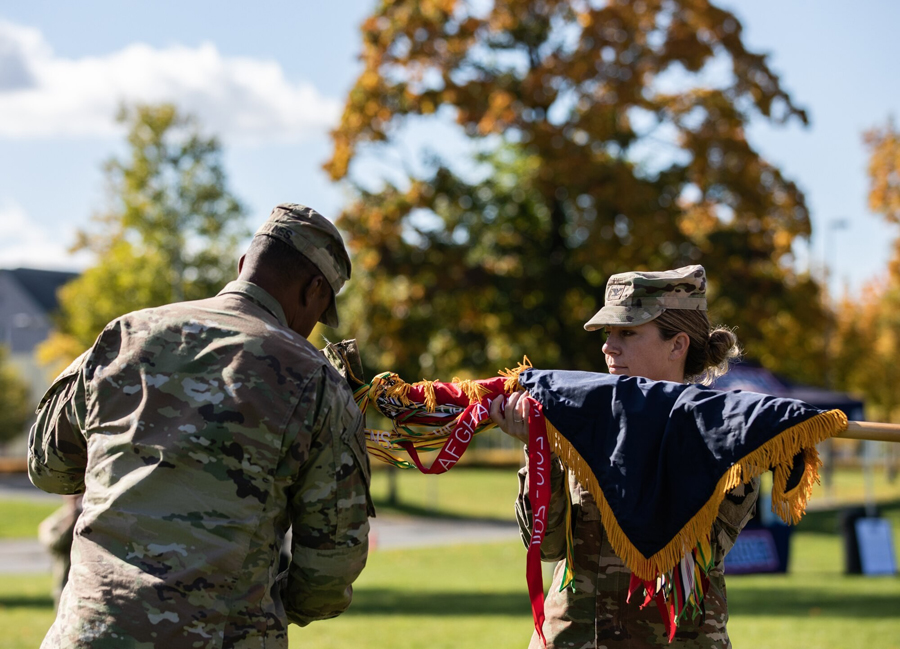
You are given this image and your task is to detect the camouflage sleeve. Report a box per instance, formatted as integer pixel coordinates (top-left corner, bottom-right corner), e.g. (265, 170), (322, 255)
(282, 373), (372, 626)
(27, 352), (89, 495)
(712, 475), (761, 555)
(515, 449), (570, 562)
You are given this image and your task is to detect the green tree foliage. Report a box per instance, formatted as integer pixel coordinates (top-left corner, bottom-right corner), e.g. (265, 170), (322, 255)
(41, 104), (248, 359)
(0, 346), (32, 444)
(327, 0), (827, 381)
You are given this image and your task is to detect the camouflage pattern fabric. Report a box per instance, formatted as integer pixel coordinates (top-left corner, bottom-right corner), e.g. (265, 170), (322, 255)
(28, 280), (373, 649)
(584, 265), (707, 330)
(516, 453), (759, 649)
(254, 203), (352, 328)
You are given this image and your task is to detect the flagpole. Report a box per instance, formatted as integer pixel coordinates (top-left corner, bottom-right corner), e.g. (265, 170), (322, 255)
(841, 421), (900, 444)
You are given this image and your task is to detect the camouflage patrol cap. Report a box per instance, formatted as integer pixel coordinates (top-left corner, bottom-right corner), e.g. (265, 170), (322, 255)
(254, 203), (352, 328)
(583, 265), (707, 331)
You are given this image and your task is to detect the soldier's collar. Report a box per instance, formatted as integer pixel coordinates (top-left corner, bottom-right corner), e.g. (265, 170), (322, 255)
(218, 280), (289, 326)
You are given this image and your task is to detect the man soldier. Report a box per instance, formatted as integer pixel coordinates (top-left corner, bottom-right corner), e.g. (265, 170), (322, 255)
(28, 203), (374, 649)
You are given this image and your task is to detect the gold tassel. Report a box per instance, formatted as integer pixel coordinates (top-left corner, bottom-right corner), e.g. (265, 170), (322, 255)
(452, 377), (491, 404)
(546, 408), (848, 581)
(384, 376), (414, 406)
(366, 374), (389, 405)
(498, 356), (533, 394)
(412, 379), (438, 412)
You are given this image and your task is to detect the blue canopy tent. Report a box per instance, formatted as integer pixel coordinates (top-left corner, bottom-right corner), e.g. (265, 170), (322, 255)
(711, 362), (864, 420)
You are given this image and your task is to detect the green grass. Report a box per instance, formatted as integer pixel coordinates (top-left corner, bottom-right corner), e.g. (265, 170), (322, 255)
(808, 465), (900, 505)
(5, 465), (898, 537)
(289, 541), (534, 649)
(728, 506), (900, 649)
(4, 533), (899, 649)
(370, 464), (900, 521)
(0, 499), (63, 539)
(289, 499), (900, 649)
(0, 574), (55, 649)
(2, 469), (898, 649)
(370, 466), (521, 520)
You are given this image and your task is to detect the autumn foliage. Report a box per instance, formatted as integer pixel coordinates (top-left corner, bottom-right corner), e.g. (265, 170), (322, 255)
(832, 119), (900, 420)
(326, 0), (827, 381)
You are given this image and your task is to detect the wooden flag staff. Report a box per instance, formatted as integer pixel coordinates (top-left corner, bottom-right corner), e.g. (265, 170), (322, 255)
(841, 421), (900, 443)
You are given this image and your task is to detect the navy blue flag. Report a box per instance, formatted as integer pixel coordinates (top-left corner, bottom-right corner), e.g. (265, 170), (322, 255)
(339, 353), (850, 643)
(517, 368), (848, 580)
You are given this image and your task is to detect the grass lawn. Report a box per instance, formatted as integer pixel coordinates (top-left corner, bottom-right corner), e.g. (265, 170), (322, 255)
(289, 541), (534, 649)
(0, 499), (62, 539)
(2, 464), (897, 538)
(369, 464), (900, 521)
(0, 574), (55, 649)
(4, 531), (898, 649)
(2, 468), (898, 648)
(369, 466), (522, 520)
(292, 497), (900, 649)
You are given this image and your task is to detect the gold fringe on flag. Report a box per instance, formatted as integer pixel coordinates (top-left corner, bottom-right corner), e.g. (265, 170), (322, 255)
(412, 379), (438, 412)
(546, 408), (848, 581)
(499, 356), (533, 394)
(384, 376), (413, 406)
(365, 374), (389, 406)
(452, 377), (491, 404)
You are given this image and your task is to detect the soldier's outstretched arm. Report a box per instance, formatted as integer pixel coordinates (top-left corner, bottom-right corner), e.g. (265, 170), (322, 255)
(713, 476), (761, 554)
(28, 351), (90, 495)
(282, 370), (373, 626)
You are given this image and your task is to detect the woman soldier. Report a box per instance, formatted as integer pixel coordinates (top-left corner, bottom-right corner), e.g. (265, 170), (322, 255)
(490, 265), (759, 648)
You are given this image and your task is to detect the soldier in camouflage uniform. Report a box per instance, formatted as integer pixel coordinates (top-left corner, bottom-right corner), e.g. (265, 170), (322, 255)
(37, 494), (83, 607)
(491, 265), (759, 649)
(28, 203), (374, 649)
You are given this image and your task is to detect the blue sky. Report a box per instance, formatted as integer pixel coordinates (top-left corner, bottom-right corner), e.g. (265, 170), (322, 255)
(0, 0), (897, 296)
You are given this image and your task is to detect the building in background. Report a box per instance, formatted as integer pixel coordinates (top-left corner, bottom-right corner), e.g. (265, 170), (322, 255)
(0, 268), (78, 402)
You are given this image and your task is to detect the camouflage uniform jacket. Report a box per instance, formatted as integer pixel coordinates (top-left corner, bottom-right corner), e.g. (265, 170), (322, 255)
(516, 452), (758, 649)
(28, 280), (373, 649)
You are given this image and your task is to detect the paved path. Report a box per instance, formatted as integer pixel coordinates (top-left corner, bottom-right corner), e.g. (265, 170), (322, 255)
(0, 538), (52, 574)
(0, 516), (519, 574)
(0, 472), (58, 501)
(0, 473), (519, 574)
(369, 515), (519, 550)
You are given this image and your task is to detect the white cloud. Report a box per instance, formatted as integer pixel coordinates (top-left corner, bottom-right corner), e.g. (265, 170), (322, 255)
(0, 201), (93, 270)
(0, 20), (341, 144)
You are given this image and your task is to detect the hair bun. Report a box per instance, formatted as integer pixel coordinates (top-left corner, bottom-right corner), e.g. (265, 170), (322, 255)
(702, 327), (741, 383)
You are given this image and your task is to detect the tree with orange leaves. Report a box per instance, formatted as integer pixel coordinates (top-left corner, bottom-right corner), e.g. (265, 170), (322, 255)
(327, 0), (827, 381)
(832, 119), (900, 421)
(865, 119), (900, 280)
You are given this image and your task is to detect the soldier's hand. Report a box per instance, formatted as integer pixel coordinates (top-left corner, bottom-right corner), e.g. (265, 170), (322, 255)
(489, 392), (529, 444)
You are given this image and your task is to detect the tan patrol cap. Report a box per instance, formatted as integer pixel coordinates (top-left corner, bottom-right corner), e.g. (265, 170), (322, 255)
(254, 203), (351, 328)
(583, 265), (707, 330)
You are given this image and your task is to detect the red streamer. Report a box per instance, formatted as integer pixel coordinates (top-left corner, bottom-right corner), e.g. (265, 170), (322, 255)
(525, 396), (550, 646)
(375, 376), (552, 644)
(400, 400), (488, 473)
